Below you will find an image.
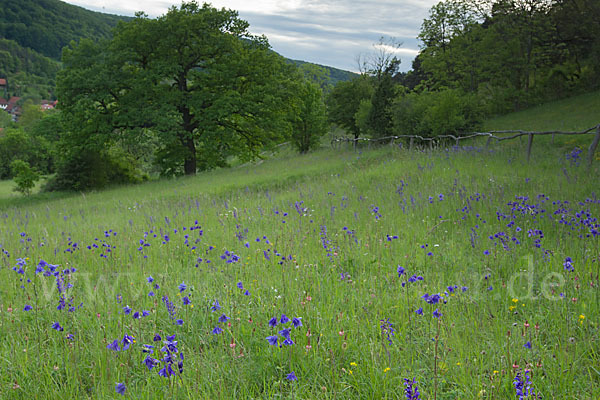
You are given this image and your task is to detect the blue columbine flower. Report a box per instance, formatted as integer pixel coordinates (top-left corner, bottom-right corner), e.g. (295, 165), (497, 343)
(182, 296), (191, 305)
(524, 341), (532, 349)
(422, 293), (441, 304)
(282, 338), (295, 346)
(415, 307), (423, 315)
(268, 317), (278, 327)
(211, 300), (221, 311)
(147, 276), (154, 283)
(107, 339), (121, 351)
(24, 305), (32, 311)
(280, 314), (290, 324)
(115, 382), (126, 395)
(212, 326), (223, 335)
(178, 281), (187, 292)
(123, 305), (131, 315)
(286, 371), (297, 381)
(51, 322), (64, 332)
(433, 309), (442, 318)
(266, 335), (278, 346)
(143, 356), (159, 371)
(279, 328), (291, 339)
(563, 257), (574, 272)
(237, 281), (244, 289)
(122, 334), (135, 350)
(153, 334), (162, 342)
(243, 290), (250, 296)
(397, 265), (405, 276)
(218, 314), (229, 323)
(142, 344), (154, 353)
(176, 319), (184, 325)
(292, 317), (302, 328)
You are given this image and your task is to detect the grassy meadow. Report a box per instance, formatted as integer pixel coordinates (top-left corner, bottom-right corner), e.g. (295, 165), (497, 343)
(1, 101), (599, 399)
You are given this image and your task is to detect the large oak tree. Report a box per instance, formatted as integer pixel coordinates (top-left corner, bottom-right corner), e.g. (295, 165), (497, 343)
(58, 2), (296, 177)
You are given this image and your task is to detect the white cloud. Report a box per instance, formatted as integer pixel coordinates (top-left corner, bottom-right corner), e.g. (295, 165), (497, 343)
(62, 0), (438, 72)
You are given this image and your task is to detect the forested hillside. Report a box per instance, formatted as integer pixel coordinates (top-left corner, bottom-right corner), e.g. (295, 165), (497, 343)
(291, 60), (357, 88)
(0, 0), (127, 99)
(0, 0), (126, 60)
(0, 38), (61, 99)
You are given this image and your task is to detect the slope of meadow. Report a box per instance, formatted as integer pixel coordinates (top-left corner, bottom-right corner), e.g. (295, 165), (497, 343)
(0, 133), (598, 398)
(483, 90), (600, 154)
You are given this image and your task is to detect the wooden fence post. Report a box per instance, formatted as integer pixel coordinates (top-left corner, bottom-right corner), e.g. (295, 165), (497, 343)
(409, 137), (414, 151)
(588, 124), (600, 167)
(527, 133), (534, 162)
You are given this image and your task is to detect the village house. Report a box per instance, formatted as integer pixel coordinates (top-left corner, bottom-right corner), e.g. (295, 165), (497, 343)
(6, 97), (22, 122)
(41, 100), (58, 111)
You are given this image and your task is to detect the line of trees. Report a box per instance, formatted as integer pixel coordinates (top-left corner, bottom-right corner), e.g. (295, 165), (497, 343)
(1, 2), (330, 191)
(327, 0), (600, 141)
(4, 0), (599, 192)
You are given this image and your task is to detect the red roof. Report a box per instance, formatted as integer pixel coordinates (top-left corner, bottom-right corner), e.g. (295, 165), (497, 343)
(0, 79), (6, 86)
(0, 98), (8, 105)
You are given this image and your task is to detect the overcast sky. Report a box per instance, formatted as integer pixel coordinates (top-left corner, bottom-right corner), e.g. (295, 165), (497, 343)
(62, 0), (439, 72)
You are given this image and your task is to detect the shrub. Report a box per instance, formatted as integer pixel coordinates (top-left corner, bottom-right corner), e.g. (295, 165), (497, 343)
(10, 159), (40, 196)
(393, 88), (484, 139)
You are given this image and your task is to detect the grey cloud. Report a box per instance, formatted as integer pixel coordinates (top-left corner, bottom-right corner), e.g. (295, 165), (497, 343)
(64, 0), (438, 72)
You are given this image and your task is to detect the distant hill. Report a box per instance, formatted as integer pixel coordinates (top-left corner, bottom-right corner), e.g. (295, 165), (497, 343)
(0, 0), (127, 60)
(290, 60), (358, 87)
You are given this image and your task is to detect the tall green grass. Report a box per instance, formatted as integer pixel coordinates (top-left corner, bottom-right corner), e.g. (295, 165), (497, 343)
(0, 142), (598, 399)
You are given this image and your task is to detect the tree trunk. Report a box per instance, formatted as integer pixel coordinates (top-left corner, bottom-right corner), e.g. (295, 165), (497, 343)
(183, 136), (196, 175)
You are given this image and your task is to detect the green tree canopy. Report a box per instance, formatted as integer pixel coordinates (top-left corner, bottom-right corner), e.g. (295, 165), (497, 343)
(326, 76), (374, 139)
(57, 1), (296, 182)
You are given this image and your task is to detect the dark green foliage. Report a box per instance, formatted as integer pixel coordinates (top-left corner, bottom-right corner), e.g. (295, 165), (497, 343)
(0, 128), (29, 178)
(291, 81), (328, 153)
(367, 71), (397, 139)
(326, 76), (374, 139)
(44, 146), (146, 192)
(0, 110), (11, 128)
(0, 119), (58, 180)
(416, 0), (600, 112)
(10, 159), (39, 195)
(56, 2), (297, 189)
(0, 38), (60, 79)
(0, 39), (60, 99)
(0, 0), (126, 60)
(392, 88), (483, 138)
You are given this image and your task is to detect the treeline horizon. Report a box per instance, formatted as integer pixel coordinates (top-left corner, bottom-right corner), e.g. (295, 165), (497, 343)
(1, 0), (599, 193)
